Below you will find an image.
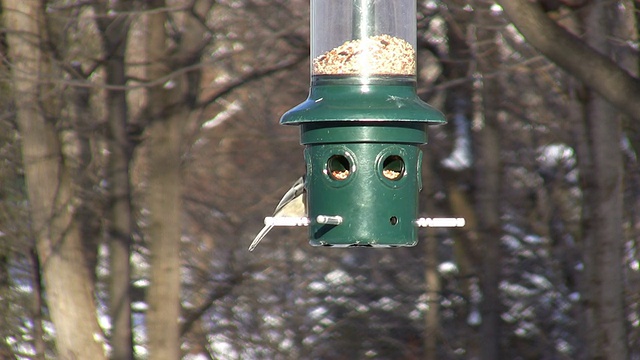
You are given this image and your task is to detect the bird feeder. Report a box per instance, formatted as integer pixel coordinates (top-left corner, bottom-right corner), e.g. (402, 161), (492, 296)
(276, 0), (461, 247)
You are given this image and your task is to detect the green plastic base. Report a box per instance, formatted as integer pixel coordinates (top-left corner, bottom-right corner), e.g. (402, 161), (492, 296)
(305, 143), (423, 247)
(280, 75), (446, 247)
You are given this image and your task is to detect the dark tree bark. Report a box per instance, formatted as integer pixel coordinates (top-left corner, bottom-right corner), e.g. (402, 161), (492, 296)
(94, 2), (134, 359)
(475, 5), (503, 358)
(497, 0), (640, 123)
(29, 249), (45, 360)
(573, 3), (628, 359)
(422, 151), (440, 360)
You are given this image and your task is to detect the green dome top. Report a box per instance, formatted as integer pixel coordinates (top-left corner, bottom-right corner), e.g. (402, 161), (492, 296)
(280, 76), (447, 125)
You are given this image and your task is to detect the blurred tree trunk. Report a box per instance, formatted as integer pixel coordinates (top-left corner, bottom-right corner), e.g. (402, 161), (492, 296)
(144, 1), (184, 358)
(441, 0), (476, 299)
(95, 3), (134, 360)
(69, 59), (102, 284)
(439, 3), (481, 356)
(475, 93), (502, 360)
(144, 0), (214, 358)
(423, 226), (440, 360)
(475, 5), (503, 359)
(2, 1), (107, 359)
(577, 91), (627, 360)
(576, 3), (628, 359)
(500, 1), (632, 358)
(422, 151), (440, 360)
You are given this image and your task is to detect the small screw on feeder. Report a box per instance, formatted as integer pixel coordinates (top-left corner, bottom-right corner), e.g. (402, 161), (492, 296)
(269, 0), (463, 247)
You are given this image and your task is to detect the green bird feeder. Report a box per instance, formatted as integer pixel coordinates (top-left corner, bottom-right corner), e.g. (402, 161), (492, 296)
(278, 0), (459, 247)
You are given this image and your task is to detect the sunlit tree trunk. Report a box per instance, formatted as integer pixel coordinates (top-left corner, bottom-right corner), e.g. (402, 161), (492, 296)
(143, 1), (216, 357)
(144, 1), (186, 358)
(2, 1), (107, 359)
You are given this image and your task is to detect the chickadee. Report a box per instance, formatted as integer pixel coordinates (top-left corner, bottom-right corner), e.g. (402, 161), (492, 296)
(248, 176), (306, 251)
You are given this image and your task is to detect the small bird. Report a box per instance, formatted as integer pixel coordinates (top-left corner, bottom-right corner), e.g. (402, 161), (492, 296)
(248, 176), (306, 251)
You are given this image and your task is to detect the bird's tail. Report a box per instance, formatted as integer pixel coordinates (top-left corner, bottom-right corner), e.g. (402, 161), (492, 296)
(248, 224), (274, 251)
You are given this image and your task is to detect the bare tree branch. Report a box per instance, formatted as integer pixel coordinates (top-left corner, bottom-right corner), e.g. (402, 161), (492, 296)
(497, 0), (640, 122)
(179, 274), (245, 337)
(197, 54), (307, 108)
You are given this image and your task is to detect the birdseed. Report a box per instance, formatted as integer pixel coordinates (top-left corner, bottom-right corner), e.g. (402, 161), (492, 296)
(313, 34), (415, 76)
(331, 169), (350, 180)
(383, 169), (402, 180)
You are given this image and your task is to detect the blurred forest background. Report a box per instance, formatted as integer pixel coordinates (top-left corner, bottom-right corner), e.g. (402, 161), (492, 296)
(1, 0), (639, 359)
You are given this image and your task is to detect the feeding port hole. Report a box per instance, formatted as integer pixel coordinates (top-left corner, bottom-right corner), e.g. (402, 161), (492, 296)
(328, 155), (351, 180)
(382, 155), (404, 180)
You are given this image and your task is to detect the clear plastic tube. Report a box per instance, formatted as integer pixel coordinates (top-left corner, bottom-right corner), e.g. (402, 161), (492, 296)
(311, 0), (417, 78)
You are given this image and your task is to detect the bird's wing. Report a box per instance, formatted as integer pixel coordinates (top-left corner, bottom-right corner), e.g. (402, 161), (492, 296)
(248, 224), (274, 252)
(274, 176), (305, 214)
(248, 176), (306, 252)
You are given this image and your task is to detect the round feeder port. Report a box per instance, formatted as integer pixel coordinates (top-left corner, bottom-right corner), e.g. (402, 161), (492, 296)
(382, 155), (405, 180)
(327, 154), (352, 180)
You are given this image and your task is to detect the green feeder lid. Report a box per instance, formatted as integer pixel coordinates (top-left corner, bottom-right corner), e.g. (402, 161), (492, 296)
(280, 76), (446, 125)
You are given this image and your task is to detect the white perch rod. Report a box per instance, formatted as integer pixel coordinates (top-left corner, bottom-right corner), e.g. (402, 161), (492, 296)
(316, 215), (343, 225)
(264, 217), (310, 227)
(415, 218), (465, 228)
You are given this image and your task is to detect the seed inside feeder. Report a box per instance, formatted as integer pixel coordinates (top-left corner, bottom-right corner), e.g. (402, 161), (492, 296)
(382, 155), (405, 180)
(313, 34), (415, 76)
(383, 169), (401, 180)
(327, 155), (351, 180)
(331, 169), (350, 180)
